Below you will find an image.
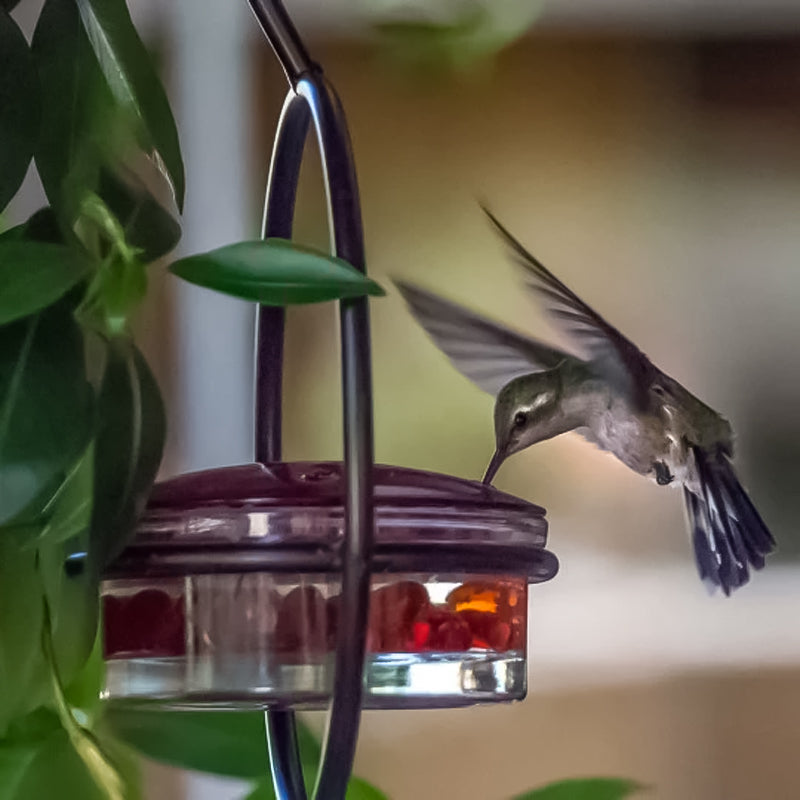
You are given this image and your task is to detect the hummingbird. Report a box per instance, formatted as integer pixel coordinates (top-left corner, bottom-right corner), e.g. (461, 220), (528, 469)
(395, 207), (775, 595)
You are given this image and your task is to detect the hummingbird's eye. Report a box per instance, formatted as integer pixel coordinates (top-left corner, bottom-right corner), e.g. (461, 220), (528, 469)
(513, 411), (527, 428)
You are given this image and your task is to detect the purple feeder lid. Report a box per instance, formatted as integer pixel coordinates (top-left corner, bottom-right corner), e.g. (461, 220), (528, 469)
(106, 462), (558, 582)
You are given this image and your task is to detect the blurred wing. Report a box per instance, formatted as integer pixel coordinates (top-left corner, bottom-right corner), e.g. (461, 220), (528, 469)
(395, 280), (574, 396)
(483, 206), (655, 407)
(684, 446), (775, 595)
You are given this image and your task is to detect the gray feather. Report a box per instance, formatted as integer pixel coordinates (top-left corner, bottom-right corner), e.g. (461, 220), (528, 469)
(394, 280), (573, 396)
(481, 206), (656, 409)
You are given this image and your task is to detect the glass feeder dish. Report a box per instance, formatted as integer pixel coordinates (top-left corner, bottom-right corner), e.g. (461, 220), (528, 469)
(101, 462), (558, 711)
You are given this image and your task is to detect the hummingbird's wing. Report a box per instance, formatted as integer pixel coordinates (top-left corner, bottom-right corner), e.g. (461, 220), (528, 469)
(395, 280), (574, 396)
(684, 446), (775, 595)
(483, 207), (656, 409)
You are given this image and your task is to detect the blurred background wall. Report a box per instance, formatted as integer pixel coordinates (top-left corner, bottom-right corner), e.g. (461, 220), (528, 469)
(160, 10), (800, 800)
(10, 0), (800, 796)
(254, 34), (800, 800)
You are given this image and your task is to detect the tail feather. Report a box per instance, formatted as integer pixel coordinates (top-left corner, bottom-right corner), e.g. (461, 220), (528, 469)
(685, 447), (775, 596)
(684, 489), (722, 592)
(735, 516), (766, 570)
(716, 462), (775, 555)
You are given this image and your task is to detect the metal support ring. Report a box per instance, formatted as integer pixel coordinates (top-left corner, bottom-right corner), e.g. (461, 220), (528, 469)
(249, 2), (376, 798)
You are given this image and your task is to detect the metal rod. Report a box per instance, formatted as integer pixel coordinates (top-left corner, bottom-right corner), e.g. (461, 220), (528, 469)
(265, 709), (308, 800)
(247, 0), (317, 85)
(256, 92), (311, 464)
(298, 75), (374, 800)
(249, 2), (375, 798)
(256, 91), (312, 800)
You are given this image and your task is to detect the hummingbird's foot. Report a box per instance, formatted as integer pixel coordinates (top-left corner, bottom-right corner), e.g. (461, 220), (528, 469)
(654, 461), (674, 486)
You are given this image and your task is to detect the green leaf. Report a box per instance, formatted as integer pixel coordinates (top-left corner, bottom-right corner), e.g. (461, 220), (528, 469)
(17, 208), (64, 245)
(0, 710), (141, 800)
(90, 340), (164, 567)
(0, 740), (45, 800)
(0, 8), (39, 213)
(105, 710), (270, 778)
(510, 778), (644, 800)
(32, 0), (118, 224)
(42, 594), (129, 800)
(0, 241), (93, 326)
(0, 536), (99, 736)
(169, 239), (385, 305)
(81, 254), (147, 337)
(34, 444), (94, 547)
(0, 301), (94, 526)
(63, 624), (105, 717)
(40, 535), (100, 689)
(106, 709), (319, 781)
(345, 776), (390, 800)
(4, 728), (110, 800)
(242, 780), (276, 800)
(371, 3), (542, 75)
(0, 209), (66, 247)
(0, 542), (48, 736)
(3, 707), (62, 744)
(99, 169), (180, 262)
(75, 0), (185, 210)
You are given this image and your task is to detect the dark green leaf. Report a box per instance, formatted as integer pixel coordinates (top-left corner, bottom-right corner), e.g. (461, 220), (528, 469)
(0, 222), (26, 243)
(0, 209), (65, 246)
(34, 445), (94, 546)
(75, 0), (185, 210)
(106, 710), (320, 781)
(0, 534), (98, 736)
(3, 707), (62, 744)
(510, 778), (644, 800)
(0, 301), (94, 526)
(0, 8), (39, 212)
(4, 728), (108, 800)
(169, 239), (385, 305)
(32, 0), (118, 224)
(63, 624), (104, 717)
(100, 170), (181, 262)
(0, 740), (42, 800)
(0, 708), (141, 800)
(242, 780), (276, 800)
(105, 710), (269, 778)
(0, 241), (93, 326)
(0, 541), (47, 736)
(90, 340), (164, 567)
(42, 594), (133, 800)
(18, 208), (64, 244)
(40, 533), (100, 691)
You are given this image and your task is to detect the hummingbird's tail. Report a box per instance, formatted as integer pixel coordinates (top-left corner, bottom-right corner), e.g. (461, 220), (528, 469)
(684, 447), (775, 596)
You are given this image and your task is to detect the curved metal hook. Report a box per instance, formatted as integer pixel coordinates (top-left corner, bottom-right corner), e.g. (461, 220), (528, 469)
(247, 0), (318, 85)
(257, 90), (312, 800)
(296, 74), (374, 800)
(252, 5), (376, 799)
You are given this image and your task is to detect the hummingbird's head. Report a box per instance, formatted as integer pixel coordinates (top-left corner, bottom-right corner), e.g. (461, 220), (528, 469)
(483, 370), (564, 484)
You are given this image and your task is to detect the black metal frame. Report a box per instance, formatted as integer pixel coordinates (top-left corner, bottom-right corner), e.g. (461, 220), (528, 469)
(248, 1), (375, 798)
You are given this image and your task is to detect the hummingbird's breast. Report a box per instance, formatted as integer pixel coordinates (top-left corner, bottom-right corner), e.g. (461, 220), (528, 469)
(585, 372), (733, 485)
(591, 396), (675, 477)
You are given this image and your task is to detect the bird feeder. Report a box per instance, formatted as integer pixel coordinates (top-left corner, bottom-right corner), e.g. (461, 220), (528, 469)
(100, 1), (559, 797)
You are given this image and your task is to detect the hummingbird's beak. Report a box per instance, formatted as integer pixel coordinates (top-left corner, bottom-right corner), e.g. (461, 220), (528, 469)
(482, 449), (505, 485)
